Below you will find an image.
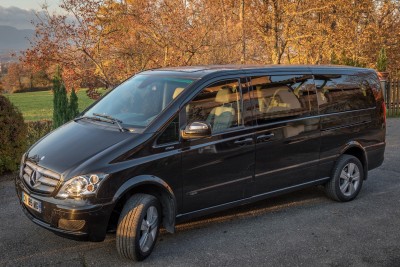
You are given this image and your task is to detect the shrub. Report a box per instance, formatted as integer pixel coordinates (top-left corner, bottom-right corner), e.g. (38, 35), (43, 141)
(52, 69), (69, 129)
(376, 47), (388, 72)
(26, 120), (53, 147)
(53, 69), (80, 128)
(68, 88), (79, 119)
(0, 95), (27, 174)
(330, 50), (366, 67)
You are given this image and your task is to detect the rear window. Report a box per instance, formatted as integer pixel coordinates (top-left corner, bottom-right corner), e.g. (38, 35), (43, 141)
(314, 74), (376, 114)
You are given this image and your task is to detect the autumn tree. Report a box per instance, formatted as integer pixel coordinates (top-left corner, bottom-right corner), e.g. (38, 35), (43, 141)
(3, 63), (23, 92)
(22, 0), (400, 85)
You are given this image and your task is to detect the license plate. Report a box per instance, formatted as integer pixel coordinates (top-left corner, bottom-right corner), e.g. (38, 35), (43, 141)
(22, 192), (42, 213)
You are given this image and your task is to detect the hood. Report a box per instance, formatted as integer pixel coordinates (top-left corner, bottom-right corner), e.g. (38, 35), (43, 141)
(27, 120), (135, 174)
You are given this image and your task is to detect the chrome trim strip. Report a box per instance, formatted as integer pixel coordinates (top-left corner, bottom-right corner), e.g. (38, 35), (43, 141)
(187, 159), (224, 171)
(321, 120), (372, 132)
(248, 107), (376, 132)
(187, 175), (253, 196)
(318, 155), (338, 162)
(255, 158), (320, 177)
(364, 142), (386, 150)
(187, 132), (255, 151)
(320, 106), (376, 116)
(178, 177), (330, 218)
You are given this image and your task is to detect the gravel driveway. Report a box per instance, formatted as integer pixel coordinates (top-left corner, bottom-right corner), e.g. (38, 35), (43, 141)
(1, 118), (399, 267)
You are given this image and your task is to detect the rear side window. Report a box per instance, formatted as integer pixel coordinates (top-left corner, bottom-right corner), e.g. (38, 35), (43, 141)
(250, 75), (317, 124)
(186, 79), (242, 133)
(314, 74), (376, 114)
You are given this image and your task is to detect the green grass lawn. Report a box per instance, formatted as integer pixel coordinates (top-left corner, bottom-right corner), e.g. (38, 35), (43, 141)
(5, 90), (97, 121)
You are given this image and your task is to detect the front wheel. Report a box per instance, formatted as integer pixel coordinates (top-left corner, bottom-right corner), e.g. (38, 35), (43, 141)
(325, 155), (364, 202)
(116, 194), (161, 261)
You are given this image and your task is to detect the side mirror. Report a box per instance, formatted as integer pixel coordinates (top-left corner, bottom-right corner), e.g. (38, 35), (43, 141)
(181, 121), (212, 140)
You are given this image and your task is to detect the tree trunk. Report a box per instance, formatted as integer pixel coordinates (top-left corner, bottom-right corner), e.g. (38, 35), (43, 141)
(240, 0), (246, 64)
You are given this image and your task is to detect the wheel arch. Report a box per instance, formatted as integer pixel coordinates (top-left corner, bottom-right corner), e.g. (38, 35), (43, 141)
(340, 141), (369, 180)
(109, 175), (177, 233)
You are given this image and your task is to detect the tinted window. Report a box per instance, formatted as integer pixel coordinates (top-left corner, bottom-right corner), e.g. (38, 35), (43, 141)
(314, 74), (376, 114)
(250, 75), (317, 124)
(157, 115), (179, 145)
(186, 79), (242, 133)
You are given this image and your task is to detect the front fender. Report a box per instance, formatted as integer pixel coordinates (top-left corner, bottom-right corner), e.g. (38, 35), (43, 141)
(113, 175), (177, 233)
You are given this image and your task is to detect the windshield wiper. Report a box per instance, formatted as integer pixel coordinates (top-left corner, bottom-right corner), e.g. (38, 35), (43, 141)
(75, 115), (107, 123)
(75, 114), (128, 132)
(92, 113), (127, 132)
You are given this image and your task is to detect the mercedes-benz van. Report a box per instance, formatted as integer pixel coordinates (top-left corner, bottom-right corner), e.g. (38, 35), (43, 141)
(16, 65), (386, 261)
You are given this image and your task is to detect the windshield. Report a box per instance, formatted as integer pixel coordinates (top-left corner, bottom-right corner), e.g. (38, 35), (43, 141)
(84, 74), (194, 127)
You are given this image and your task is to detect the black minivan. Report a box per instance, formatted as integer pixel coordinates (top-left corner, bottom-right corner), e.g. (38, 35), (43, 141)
(16, 65), (386, 261)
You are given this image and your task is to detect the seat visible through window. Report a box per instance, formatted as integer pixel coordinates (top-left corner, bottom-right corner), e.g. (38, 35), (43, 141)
(186, 79), (242, 133)
(206, 86), (237, 132)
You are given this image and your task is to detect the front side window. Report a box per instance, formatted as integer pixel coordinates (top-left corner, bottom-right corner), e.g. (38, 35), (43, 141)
(84, 74), (194, 128)
(250, 75), (317, 124)
(186, 79), (242, 133)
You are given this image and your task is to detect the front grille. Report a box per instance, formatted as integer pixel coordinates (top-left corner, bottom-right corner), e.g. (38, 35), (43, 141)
(22, 161), (61, 194)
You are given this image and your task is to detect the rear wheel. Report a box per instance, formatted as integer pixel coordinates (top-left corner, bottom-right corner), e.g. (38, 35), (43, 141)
(325, 155), (364, 202)
(116, 194), (161, 261)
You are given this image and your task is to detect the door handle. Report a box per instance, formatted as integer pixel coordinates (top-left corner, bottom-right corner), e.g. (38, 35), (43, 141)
(234, 138), (253, 145)
(256, 133), (275, 143)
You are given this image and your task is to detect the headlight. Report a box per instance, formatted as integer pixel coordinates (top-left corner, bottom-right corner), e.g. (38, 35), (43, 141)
(57, 174), (108, 199)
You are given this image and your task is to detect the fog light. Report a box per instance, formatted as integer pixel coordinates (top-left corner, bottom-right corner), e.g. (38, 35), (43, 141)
(58, 219), (85, 231)
(86, 183), (96, 192)
(89, 174), (99, 184)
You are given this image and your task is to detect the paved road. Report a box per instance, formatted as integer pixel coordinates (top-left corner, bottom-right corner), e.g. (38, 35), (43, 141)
(1, 119), (399, 267)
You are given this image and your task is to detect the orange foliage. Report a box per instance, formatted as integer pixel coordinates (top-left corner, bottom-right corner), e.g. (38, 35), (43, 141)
(21, 0), (400, 90)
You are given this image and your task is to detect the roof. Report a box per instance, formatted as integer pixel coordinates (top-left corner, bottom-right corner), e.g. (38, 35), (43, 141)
(140, 64), (375, 79)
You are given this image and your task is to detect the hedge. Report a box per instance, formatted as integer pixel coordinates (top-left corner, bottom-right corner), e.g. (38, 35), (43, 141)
(26, 120), (53, 147)
(0, 95), (27, 174)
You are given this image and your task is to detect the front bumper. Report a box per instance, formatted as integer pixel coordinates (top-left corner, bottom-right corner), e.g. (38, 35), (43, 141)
(15, 177), (114, 242)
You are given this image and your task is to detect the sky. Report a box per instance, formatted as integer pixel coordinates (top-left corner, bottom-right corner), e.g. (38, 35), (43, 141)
(0, 0), (62, 29)
(0, 0), (61, 11)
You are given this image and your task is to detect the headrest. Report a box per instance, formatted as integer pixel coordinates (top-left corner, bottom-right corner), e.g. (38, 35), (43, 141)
(173, 87), (184, 99)
(215, 87), (232, 103)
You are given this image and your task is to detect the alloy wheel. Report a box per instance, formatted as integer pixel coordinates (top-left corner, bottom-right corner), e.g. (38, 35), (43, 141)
(339, 162), (361, 197)
(139, 206), (159, 253)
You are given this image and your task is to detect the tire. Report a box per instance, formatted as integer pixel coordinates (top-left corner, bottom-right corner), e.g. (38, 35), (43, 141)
(325, 155), (364, 202)
(116, 194), (161, 261)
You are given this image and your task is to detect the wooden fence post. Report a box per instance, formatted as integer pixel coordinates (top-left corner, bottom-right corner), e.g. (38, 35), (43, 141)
(387, 79), (400, 116)
(396, 80), (399, 116)
(386, 80), (391, 116)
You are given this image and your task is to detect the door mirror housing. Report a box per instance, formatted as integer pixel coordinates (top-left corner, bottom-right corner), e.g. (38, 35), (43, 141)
(181, 121), (212, 140)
